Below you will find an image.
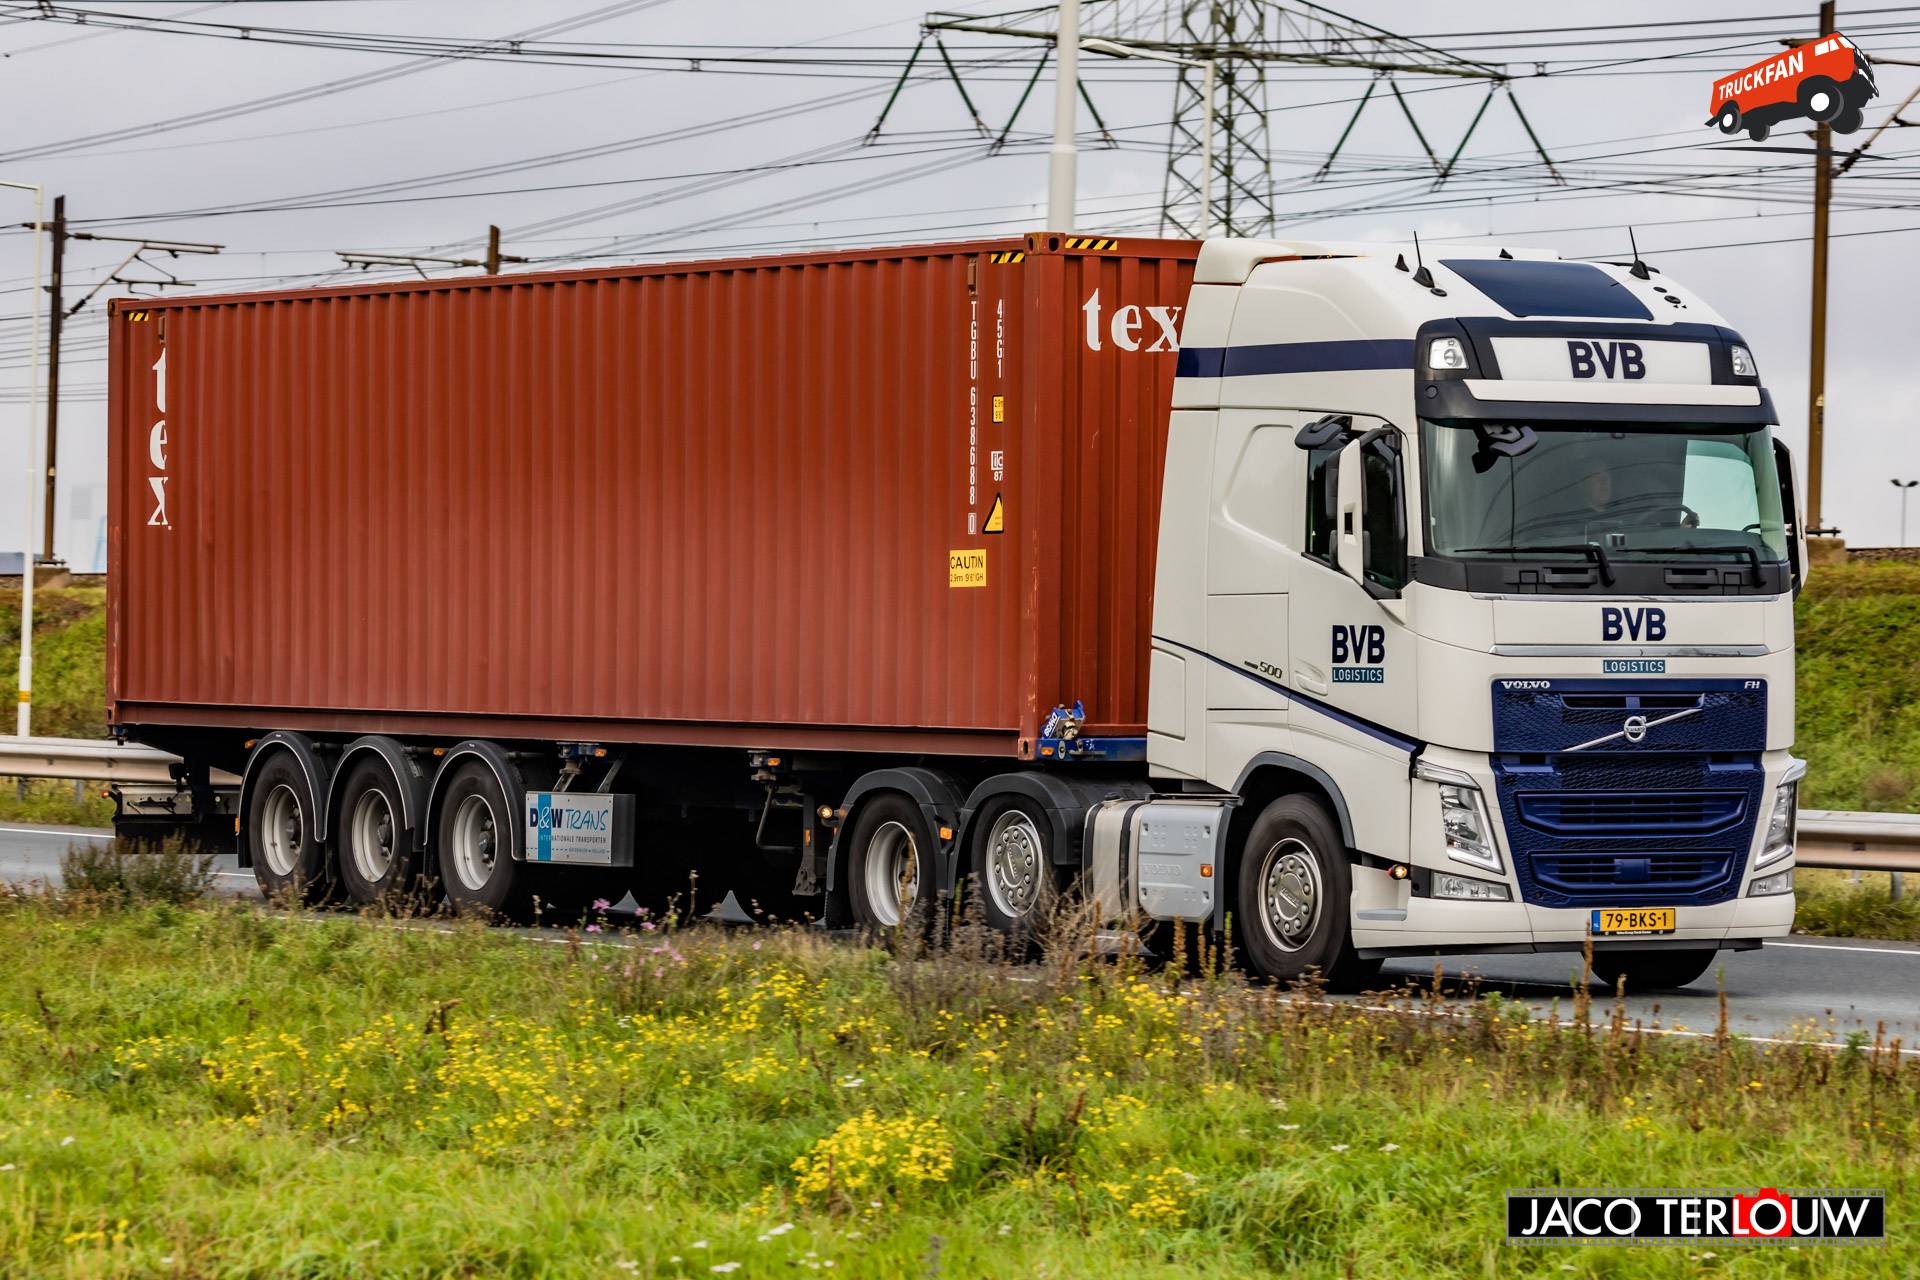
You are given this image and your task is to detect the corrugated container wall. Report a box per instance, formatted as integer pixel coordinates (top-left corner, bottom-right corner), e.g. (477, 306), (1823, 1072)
(108, 235), (1199, 757)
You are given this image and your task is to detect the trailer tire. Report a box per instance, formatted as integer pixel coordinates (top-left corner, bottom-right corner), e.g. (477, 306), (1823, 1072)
(435, 761), (531, 921)
(845, 793), (937, 934)
(1595, 949), (1717, 993)
(1797, 75), (1844, 122)
(967, 795), (1057, 937)
(335, 759), (422, 907)
(1233, 795), (1378, 990)
(246, 752), (334, 905)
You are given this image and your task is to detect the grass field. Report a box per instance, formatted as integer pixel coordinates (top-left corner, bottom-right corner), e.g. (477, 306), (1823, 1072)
(0, 889), (1913, 1278)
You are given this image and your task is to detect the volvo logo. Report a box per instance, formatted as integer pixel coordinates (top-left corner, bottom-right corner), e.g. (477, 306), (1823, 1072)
(1566, 706), (1703, 753)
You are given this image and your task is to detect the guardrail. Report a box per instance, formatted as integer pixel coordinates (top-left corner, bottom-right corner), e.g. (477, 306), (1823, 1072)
(0, 735), (228, 786)
(1, 739), (1916, 878)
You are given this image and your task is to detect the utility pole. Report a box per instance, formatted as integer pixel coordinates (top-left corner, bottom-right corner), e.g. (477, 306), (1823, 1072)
(1806, 0), (1837, 535)
(1047, 0), (1079, 232)
(1894, 478), (1918, 546)
(485, 224), (503, 275)
(42, 194), (63, 564)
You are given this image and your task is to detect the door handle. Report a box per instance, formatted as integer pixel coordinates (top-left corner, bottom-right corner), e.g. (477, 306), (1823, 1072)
(1294, 664), (1329, 695)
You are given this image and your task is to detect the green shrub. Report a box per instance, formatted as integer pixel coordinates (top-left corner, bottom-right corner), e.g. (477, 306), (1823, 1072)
(57, 838), (215, 906)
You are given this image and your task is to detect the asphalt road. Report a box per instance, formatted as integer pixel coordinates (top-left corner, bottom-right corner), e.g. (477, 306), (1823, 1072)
(4, 822), (1914, 1049)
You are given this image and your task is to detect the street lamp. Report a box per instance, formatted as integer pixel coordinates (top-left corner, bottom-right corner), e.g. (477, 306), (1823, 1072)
(1081, 37), (1219, 238)
(1894, 478), (1919, 547)
(1, 179), (44, 738)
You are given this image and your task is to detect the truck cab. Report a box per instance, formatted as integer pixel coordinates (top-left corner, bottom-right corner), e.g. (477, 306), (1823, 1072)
(1146, 239), (1803, 988)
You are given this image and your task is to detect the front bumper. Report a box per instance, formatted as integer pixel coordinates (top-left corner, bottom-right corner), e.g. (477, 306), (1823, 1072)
(1349, 879), (1794, 957)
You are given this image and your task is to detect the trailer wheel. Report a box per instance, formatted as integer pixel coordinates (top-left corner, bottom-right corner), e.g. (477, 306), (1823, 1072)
(436, 761), (531, 921)
(967, 796), (1056, 935)
(335, 760), (421, 907)
(1715, 103), (1740, 134)
(246, 752), (333, 905)
(846, 794), (936, 932)
(1595, 949), (1717, 993)
(1797, 75), (1844, 122)
(1233, 795), (1379, 990)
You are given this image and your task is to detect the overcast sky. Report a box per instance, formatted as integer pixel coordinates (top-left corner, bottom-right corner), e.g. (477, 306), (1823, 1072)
(2, 0), (1917, 568)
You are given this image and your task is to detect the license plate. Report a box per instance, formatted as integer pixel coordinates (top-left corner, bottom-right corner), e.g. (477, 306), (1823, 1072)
(1590, 907), (1676, 936)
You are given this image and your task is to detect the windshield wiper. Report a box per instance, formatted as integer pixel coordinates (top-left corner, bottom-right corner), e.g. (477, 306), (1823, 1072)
(1454, 542), (1615, 586)
(1634, 544), (1766, 585)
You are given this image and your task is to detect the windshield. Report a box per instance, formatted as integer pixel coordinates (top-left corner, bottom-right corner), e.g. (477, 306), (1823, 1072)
(1420, 421), (1788, 563)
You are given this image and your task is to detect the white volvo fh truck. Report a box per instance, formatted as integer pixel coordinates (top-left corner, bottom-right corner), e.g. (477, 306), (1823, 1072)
(113, 233), (1803, 994)
(1120, 238), (1804, 990)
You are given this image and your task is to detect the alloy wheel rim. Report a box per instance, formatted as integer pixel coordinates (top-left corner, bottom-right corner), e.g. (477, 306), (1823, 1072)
(1260, 838), (1322, 954)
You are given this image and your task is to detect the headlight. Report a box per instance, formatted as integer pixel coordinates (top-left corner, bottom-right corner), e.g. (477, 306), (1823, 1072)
(1756, 778), (1797, 868)
(1748, 867), (1794, 897)
(1414, 761), (1503, 873)
(1427, 336), (1468, 371)
(1730, 344), (1757, 378)
(1432, 870), (1513, 902)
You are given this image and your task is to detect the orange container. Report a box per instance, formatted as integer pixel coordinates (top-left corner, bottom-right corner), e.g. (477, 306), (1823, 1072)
(107, 234), (1199, 759)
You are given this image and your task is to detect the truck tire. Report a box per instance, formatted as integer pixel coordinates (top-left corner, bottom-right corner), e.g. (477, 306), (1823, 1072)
(246, 752), (335, 905)
(967, 795), (1057, 936)
(335, 759), (421, 907)
(1234, 795), (1379, 990)
(436, 761), (533, 921)
(845, 793), (937, 933)
(1594, 949), (1717, 993)
(1746, 121), (1770, 142)
(1715, 103), (1740, 135)
(1831, 104), (1863, 134)
(1797, 75), (1844, 122)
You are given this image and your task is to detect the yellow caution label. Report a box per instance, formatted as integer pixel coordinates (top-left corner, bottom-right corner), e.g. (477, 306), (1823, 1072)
(992, 395), (1005, 423)
(1062, 237), (1120, 251)
(983, 494), (1005, 535)
(949, 548), (987, 588)
(987, 250), (1026, 264)
(125, 310), (150, 322)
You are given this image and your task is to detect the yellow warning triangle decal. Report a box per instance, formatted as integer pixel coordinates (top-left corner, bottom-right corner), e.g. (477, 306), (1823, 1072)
(983, 493), (1005, 534)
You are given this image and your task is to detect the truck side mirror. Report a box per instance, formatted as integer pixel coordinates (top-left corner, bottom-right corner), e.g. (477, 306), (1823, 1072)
(1336, 438), (1365, 582)
(1773, 438), (1806, 595)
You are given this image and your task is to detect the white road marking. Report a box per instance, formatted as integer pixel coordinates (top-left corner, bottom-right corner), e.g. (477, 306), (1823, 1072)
(1771, 940), (1920, 958)
(0, 825), (112, 840)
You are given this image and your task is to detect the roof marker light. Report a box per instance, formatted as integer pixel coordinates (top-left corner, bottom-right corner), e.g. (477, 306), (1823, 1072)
(1427, 337), (1468, 371)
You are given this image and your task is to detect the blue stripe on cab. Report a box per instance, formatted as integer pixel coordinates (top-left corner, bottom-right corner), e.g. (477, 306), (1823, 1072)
(1176, 338), (1414, 379)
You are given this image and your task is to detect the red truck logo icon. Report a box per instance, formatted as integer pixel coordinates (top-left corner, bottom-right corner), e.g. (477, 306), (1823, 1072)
(1709, 32), (1877, 141)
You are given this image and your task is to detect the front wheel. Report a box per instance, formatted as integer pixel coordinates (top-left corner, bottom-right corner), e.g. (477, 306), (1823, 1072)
(1233, 795), (1378, 989)
(1595, 949), (1718, 993)
(1715, 103), (1740, 134)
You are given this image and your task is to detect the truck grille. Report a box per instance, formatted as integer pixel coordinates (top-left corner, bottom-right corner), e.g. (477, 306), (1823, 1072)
(1530, 851), (1734, 896)
(1488, 679), (1768, 909)
(1516, 791), (1746, 835)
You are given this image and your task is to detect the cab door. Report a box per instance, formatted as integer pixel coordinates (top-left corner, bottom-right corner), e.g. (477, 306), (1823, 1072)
(1284, 417), (1420, 753)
